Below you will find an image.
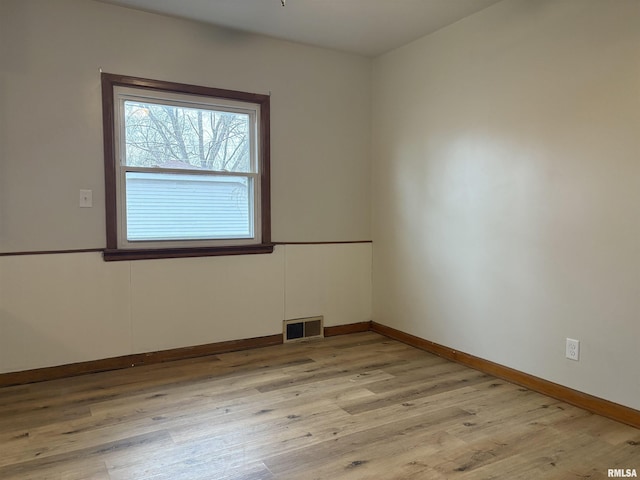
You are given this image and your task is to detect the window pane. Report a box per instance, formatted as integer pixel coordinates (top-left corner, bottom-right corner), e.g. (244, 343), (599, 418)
(125, 172), (252, 241)
(123, 101), (252, 172)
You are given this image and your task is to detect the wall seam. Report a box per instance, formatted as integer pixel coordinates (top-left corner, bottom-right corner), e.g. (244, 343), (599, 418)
(282, 245), (287, 322)
(129, 261), (134, 356)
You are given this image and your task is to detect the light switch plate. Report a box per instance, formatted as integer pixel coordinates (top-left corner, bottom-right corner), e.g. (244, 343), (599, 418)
(80, 189), (93, 208)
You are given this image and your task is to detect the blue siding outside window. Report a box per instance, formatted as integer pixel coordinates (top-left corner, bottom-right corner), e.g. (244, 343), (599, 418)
(125, 172), (251, 241)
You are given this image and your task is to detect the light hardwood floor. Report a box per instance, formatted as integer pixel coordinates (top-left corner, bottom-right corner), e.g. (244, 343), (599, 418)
(0, 332), (638, 479)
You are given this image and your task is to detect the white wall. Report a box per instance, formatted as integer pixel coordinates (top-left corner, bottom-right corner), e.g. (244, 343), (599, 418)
(0, 244), (372, 373)
(372, 0), (640, 409)
(0, 0), (371, 251)
(284, 243), (372, 326)
(0, 0), (373, 373)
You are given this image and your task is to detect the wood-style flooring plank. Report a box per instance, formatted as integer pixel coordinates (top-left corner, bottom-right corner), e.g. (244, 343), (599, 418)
(0, 332), (637, 479)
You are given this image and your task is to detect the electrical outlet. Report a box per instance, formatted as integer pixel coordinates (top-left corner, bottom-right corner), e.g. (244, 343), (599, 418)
(566, 338), (580, 361)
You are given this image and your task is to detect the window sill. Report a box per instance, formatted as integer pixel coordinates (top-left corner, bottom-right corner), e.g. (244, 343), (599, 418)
(103, 244), (274, 261)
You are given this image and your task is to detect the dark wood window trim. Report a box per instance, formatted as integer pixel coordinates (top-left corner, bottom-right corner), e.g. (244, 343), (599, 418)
(0, 243), (371, 258)
(101, 73), (272, 261)
(103, 244), (273, 261)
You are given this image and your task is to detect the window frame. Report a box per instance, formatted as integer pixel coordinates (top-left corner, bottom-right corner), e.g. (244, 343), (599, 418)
(101, 73), (272, 261)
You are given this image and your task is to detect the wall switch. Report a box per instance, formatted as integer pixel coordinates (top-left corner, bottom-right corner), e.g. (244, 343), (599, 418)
(566, 338), (580, 361)
(79, 189), (93, 208)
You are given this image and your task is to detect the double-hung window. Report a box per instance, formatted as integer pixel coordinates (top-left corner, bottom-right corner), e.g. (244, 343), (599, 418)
(101, 74), (272, 260)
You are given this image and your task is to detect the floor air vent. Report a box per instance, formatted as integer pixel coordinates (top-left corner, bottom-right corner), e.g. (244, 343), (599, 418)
(284, 316), (324, 342)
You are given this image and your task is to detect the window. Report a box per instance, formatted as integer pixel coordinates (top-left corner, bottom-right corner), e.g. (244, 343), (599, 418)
(101, 74), (272, 260)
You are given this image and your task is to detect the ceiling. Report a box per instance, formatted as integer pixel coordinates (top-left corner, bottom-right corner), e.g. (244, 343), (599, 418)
(98, 0), (503, 57)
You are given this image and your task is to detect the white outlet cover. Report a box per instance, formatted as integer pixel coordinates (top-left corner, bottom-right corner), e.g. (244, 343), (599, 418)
(566, 338), (580, 361)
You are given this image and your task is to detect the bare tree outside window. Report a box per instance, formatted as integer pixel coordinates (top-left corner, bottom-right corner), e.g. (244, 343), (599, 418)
(123, 101), (251, 172)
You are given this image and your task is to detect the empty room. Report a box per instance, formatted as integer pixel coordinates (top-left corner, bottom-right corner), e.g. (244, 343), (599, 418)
(0, 0), (638, 478)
